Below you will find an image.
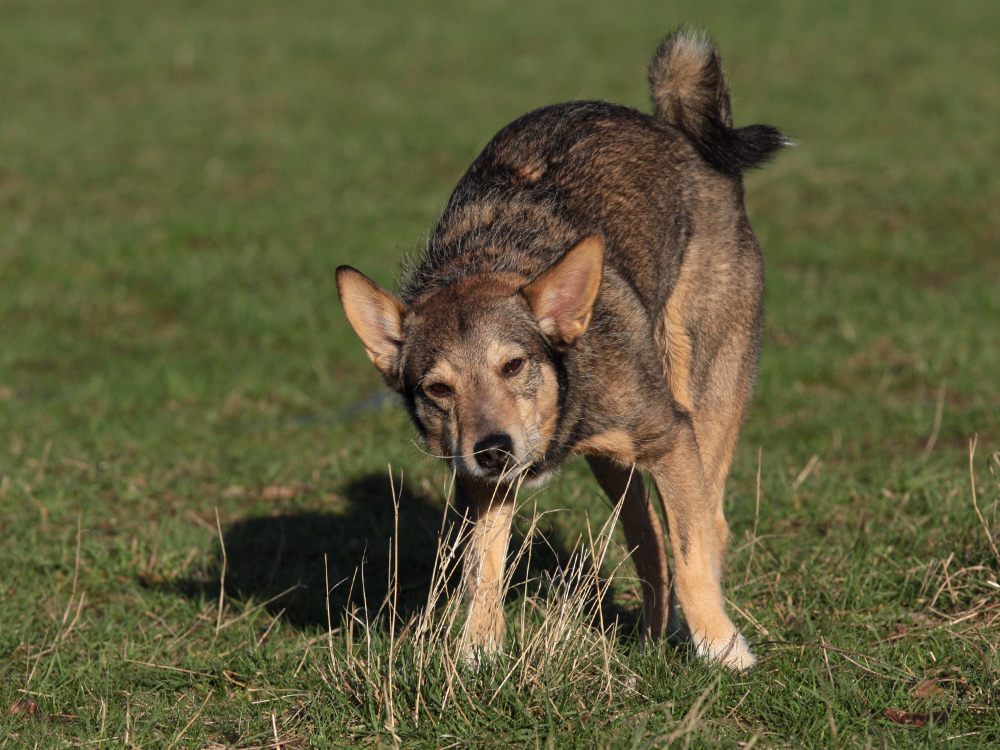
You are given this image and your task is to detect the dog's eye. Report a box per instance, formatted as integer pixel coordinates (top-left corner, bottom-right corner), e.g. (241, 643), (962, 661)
(426, 382), (452, 397)
(502, 358), (524, 376)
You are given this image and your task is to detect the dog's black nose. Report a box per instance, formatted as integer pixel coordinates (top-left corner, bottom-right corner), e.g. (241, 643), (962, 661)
(473, 433), (514, 472)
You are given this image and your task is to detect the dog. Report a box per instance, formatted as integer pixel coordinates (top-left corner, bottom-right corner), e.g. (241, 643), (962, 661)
(336, 30), (787, 670)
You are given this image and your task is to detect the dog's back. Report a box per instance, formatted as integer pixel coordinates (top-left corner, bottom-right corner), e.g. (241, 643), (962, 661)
(402, 31), (786, 317)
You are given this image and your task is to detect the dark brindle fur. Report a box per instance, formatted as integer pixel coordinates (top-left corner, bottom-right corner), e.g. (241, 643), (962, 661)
(337, 30), (787, 669)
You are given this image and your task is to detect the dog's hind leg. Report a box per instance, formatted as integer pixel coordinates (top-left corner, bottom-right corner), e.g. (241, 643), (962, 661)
(647, 414), (754, 670)
(693, 350), (757, 558)
(586, 456), (683, 643)
(659, 231), (764, 596)
(455, 478), (514, 660)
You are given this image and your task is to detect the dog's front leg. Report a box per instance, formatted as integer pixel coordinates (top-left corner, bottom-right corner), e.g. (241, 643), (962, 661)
(647, 420), (755, 670)
(456, 478), (514, 660)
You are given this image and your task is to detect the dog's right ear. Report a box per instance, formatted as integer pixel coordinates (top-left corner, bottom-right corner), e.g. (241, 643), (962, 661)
(336, 266), (410, 387)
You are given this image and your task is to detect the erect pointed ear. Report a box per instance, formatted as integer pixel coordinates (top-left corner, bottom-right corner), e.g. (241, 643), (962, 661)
(521, 234), (604, 347)
(336, 266), (410, 386)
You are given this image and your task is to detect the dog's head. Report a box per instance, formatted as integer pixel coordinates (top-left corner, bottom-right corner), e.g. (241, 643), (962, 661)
(336, 235), (604, 483)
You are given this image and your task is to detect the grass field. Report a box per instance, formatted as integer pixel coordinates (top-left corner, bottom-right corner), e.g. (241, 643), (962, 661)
(2, 0), (999, 747)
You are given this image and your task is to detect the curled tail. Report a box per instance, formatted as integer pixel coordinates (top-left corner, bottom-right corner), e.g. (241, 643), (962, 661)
(649, 29), (789, 177)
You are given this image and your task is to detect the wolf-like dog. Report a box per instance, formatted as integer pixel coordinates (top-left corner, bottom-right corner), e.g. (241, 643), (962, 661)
(336, 30), (787, 670)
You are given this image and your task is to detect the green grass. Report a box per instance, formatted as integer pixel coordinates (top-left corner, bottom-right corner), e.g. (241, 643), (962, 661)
(2, 0), (999, 747)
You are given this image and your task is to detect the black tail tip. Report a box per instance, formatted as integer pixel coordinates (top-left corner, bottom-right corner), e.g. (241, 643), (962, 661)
(727, 123), (793, 174)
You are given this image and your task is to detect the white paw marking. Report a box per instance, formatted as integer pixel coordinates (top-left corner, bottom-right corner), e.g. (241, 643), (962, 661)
(697, 631), (756, 671)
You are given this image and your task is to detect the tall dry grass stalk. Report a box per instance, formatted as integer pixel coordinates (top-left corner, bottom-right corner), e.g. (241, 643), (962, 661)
(330, 469), (642, 730)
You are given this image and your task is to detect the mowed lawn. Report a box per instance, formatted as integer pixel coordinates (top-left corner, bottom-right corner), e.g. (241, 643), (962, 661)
(2, 1), (999, 747)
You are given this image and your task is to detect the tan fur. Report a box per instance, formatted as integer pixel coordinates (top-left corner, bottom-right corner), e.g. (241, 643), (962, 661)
(535, 369), (560, 450)
(517, 163), (547, 183)
(571, 430), (637, 464)
(659, 41), (707, 110)
(658, 303), (695, 414)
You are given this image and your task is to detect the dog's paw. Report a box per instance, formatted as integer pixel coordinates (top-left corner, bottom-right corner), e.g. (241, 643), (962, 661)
(697, 631), (756, 671)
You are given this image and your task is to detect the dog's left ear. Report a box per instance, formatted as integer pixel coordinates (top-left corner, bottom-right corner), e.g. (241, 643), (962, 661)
(522, 234), (604, 347)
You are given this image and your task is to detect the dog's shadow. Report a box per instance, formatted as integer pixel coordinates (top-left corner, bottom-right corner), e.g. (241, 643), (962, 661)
(172, 473), (632, 635)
